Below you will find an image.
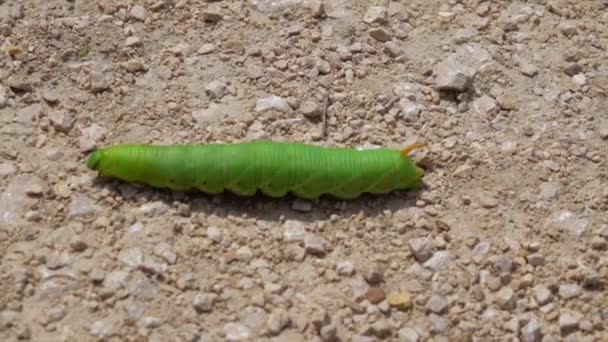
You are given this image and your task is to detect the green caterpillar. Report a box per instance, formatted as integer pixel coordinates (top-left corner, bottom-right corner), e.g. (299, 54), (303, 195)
(86, 141), (425, 200)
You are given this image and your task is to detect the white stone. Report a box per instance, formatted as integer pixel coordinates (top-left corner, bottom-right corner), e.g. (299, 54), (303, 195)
(255, 95), (293, 113)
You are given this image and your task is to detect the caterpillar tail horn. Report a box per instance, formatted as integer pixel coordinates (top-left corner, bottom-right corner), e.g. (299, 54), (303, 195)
(400, 143), (424, 158)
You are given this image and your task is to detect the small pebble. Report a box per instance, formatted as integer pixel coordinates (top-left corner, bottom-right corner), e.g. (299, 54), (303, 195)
(68, 194), (100, 218)
(429, 313), (448, 333)
(267, 309), (291, 336)
(89, 69), (110, 93)
(300, 100), (322, 118)
(533, 285), (552, 305)
(291, 199), (312, 212)
(236, 246), (253, 262)
(539, 182), (559, 201)
(371, 320), (391, 338)
(564, 62), (583, 76)
(119, 247), (144, 268)
(399, 98), (420, 121)
(387, 292), (412, 310)
(478, 192), (499, 208)
(527, 253), (545, 266)
(320, 323), (337, 342)
(255, 96), (293, 113)
(408, 237), (433, 262)
(283, 220), (307, 242)
(363, 6), (387, 24)
(304, 234), (328, 256)
(138, 201), (169, 217)
(6, 76), (33, 92)
(129, 5), (148, 21)
(193, 293), (217, 313)
(137, 316), (161, 329)
(89, 268), (106, 282)
(362, 263), (384, 285)
(310, 309), (330, 332)
(426, 295), (447, 314)
(558, 20), (577, 37)
(472, 95), (498, 115)
(69, 237), (88, 252)
(366, 287), (386, 304)
(559, 310), (582, 335)
(369, 28), (392, 42)
(520, 61), (539, 76)
(125, 36), (142, 47)
(0, 163), (17, 178)
(336, 261), (355, 276)
(546, 210), (589, 238)
(398, 327), (420, 342)
(522, 318), (542, 342)
(572, 73), (586, 86)
(206, 226), (223, 242)
(579, 319), (594, 333)
(172, 42), (193, 57)
(48, 110), (74, 133)
(153, 242), (177, 264)
(580, 267), (600, 288)
(79, 123), (108, 152)
(205, 80), (227, 99)
(558, 284), (581, 300)
(44, 304), (67, 324)
(90, 320), (114, 338)
(352, 336), (374, 342)
(496, 94), (515, 110)
(423, 251), (453, 271)
(435, 57), (473, 92)
(123, 59), (144, 73)
(202, 8), (222, 22)
(496, 287), (516, 310)
(223, 322), (251, 342)
(384, 41), (403, 58)
(198, 43), (216, 55)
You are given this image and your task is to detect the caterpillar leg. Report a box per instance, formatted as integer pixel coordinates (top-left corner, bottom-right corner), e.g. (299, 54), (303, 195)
(259, 184), (289, 198)
(400, 143), (424, 158)
(227, 182), (258, 196)
(194, 177), (225, 195)
(290, 188), (323, 200)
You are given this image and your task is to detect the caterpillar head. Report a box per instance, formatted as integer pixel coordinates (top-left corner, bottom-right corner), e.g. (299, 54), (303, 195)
(415, 164), (425, 179)
(87, 150), (103, 170)
(400, 143), (426, 189)
(411, 164), (425, 187)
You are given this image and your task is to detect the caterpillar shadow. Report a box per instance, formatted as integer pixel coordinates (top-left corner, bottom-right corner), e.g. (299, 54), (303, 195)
(92, 177), (427, 223)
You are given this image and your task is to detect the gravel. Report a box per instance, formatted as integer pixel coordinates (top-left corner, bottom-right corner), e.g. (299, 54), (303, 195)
(255, 95), (293, 113)
(425, 295), (447, 314)
(496, 287), (516, 310)
(1, 1), (606, 341)
(533, 285), (552, 305)
(558, 284), (582, 300)
(267, 308), (291, 336)
(522, 318), (542, 342)
(559, 310), (582, 335)
(398, 327), (420, 342)
(224, 322), (251, 342)
(193, 293), (217, 313)
(362, 263), (384, 285)
(408, 236), (434, 262)
(304, 234), (329, 256)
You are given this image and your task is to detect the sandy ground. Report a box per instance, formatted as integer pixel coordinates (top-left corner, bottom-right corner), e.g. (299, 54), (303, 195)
(1, 0), (608, 341)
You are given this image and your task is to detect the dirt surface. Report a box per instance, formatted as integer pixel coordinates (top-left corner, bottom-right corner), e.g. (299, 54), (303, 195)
(1, 0), (608, 341)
